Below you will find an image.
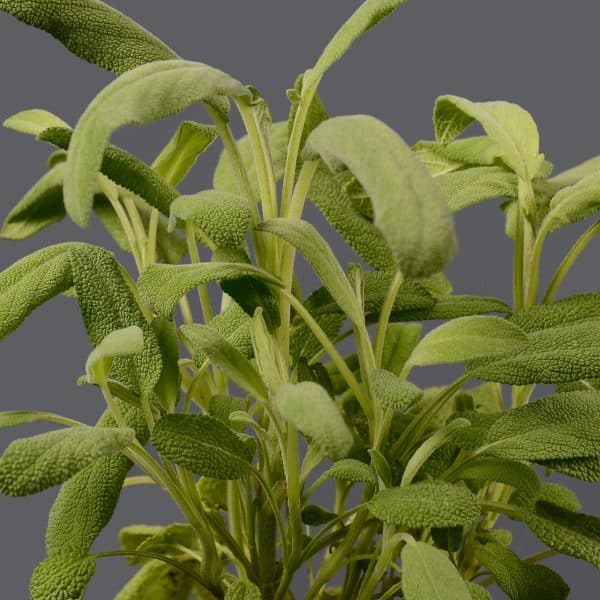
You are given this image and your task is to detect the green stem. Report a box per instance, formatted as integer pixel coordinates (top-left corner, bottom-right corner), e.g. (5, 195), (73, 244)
(373, 270), (404, 367)
(543, 218), (600, 303)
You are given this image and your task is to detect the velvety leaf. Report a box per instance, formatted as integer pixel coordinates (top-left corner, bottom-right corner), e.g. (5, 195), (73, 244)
(64, 60), (248, 227)
(434, 95), (543, 181)
(252, 308), (286, 392)
(550, 155), (600, 188)
(0, 426), (135, 496)
(114, 559), (193, 600)
(538, 483), (581, 512)
(152, 318), (180, 413)
(0, 0), (177, 75)
(401, 540), (471, 600)
(275, 382), (354, 460)
(413, 140), (464, 176)
(151, 414), (253, 479)
(137, 261), (281, 318)
(368, 481), (480, 528)
(381, 323), (422, 375)
(152, 121), (217, 186)
(324, 459), (377, 486)
(409, 316), (527, 367)
(544, 173), (600, 232)
(369, 369), (422, 410)
(474, 541), (569, 600)
(169, 190), (250, 248)
(466, 583), (491, 600)
(3, 108), (69, 136)
(303, 115), (457, 278)
(225, 580), (261, 600)
(0, 410), (77, 429)
(539, 455), (600, 483)
(135, 523), (196, 556)
(30, 553), (96, 600)
(209, 394), (249, 433)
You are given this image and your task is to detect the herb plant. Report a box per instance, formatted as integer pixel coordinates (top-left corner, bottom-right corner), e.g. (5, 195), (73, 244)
(1, 1), (600, 599)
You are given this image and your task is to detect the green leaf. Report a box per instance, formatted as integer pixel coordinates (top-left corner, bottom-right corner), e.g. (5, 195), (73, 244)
(151, 414), (253, 479)
(381, 323), (422, 375)
(307, 164), (395, 270)
(214, 121), (288, 200)
(252, 308), (287, 392)
(401, 540), (471, 600)
(197, 476), (227, 509)
(540, 455), (600, 482)
(0, 243), (74, 340)
(3, 108), (69, 136)
(324, 459), (377, 486)
(135, 523), (196, 556)
(169, 190), (250, 248)
(369, 369), (422, 410)
(544, 173), (600, 232)
(180, 324), (265, 399)
(368, 481), (480, 528)
(538, 483), (581, 512)
(209, 395), (249, 433)
(119, 524), (166, 554)
(469, 294), (600, 384)
(257, 218), (362, 324)
(524, 501), (600, 568)
(85, 326), (144, 384)
(138, 261), (281, 319)
(64, 60), (248, 227)
(0, 426), (135, 496)
(451, 458), (541, 506)
(0, 0), (177, 75)
(302, 504), (338, 526)
(436, 166), (518, 212)
(466, 583), (491, 600)
(409, 316), (527, 367)
(152, 121), (217, 186)
(1, 162), (66, 240)
(393, 294), (511, 322)
(413, 140), (464, 176)
(152, 318), (181, 413)
(482, 391), (600, 461)
(302, 115), (457, 278)
(549, 155), (600, 188)
(275, 382), (354, 460)
(30, 553), (96, 600)
(114, 559), (193, 600)
(434, 95), (543, 181)
(475, 542), (569, 600)
(225, 580), (261, 600)
(0, 410), (78, 429)
(304, 0), (407, 89)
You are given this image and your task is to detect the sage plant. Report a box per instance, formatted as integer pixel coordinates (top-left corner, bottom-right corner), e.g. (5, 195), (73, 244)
(0, 1), (599, 599)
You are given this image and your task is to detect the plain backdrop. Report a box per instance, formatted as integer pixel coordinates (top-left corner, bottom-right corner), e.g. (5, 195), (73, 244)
(0, 1), (599, 597)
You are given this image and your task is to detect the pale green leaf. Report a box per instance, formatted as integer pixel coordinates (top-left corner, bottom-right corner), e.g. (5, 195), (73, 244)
(409, 316), (527, 367)
(381, 323), (422, 375)
(152, 318), (180, 413)
(152, 121), (217, 186)
(369, 369), (422, 410)
(225, 580), (261, 600)
(302, 115), (457, 278)
(151, 414), (253, 479)
(544, 173), (600, 232)
(413, 140), (464, 176)
(119, 524), (166, 554)
(401, 540), (471, 600)
(252, 308), (286, 392)
(30, 553), (96, 600)
(0, 426), (135, 496)
(368, 481), (480, 528)
(324, 459), (377, 486)
(304, 0), (407, 89)
(209, 395), (249, 433)
(275, 382), (354, 460)
(0, 411), (78, 429)
(138, 261), (281, 319)
(64, 60), (248, 227)
(475, 541), (569, 600)
(115, 559), (193, 600)
(3, 108), (69, 136)
(135, 523), (196, 556)
(550, 155), (600, 188)
(85, 326), (143, 384)
(257, 218), (363, 323)
(434, 95), (543, 181)
(0, 0), (177, 75)
(197, 476), (227, 509)
(169, 190), (250, 248)
(466, 583), (491, 600)
(181, 324), (265, 399)
(393, 294), (511, 322)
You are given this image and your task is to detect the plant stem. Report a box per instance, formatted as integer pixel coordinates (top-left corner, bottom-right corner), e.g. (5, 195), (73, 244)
(373, 270), (404, 367)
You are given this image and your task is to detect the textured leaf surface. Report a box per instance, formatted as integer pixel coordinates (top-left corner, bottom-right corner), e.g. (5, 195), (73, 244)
(0, 0), (177, 74)
(138, 261), (280, 318)
(324, 459), (377, 486)
(550, 155), (600, 188)
(0, 426), (134, 496)
(369, 369), (422, 410)
(544, 173), (600, 232)
(303, 115), (456, 278)
(368, 481), (480, 528)
(381, 323), (422, 375)
(409, 316), (527, 366)
(85, 326), (143, 383)
(434, 95), (542, 181)
(152, 121), (217, 186)
(114, 559), (193, 600)
(0, 410), (77, 429)
(225, 580), (261, 600)
(30, 553), (96, 600)
(538, 483), (581, 512)
(152, 414), (253, 479)
(275, 382), (354, 460)
(3, 108), (69, 136)
(540, 455), (600, 482)
(169, 190), (250, 248)
(469, 294), (600, 384)
(64, 60), (248, 226)
(258, 218), (362, 323)
(401, 541), (471, 600)
(475, 541), (569, 600)
(152, 318), (180, 413)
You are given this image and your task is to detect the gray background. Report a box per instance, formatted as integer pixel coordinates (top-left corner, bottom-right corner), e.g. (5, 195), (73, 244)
(0, 1), (598, 597)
